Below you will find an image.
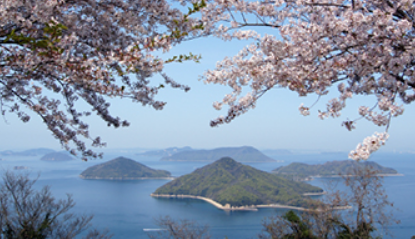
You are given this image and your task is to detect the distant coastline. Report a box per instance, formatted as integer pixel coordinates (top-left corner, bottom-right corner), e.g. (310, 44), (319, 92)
(310, 173), (404, 179)
(151, 193), (349, 211)
(79, 176), (174, 180)
(302, 192), (327, 196)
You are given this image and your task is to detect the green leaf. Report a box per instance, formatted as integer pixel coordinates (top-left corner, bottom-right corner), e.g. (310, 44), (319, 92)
(35, 40), (49, 49)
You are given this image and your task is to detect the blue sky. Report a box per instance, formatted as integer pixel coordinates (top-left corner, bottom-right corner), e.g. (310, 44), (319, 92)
(1, 35), (415, 153)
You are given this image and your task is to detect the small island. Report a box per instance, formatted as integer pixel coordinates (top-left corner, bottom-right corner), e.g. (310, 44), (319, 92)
(40, 152), (74, 162)
(272, 160), (400, 181)
(80, 157), (172, 180)
(1, 148), (55, 157)
(152, 157), (323, 211)
(160, 146), (275, 162)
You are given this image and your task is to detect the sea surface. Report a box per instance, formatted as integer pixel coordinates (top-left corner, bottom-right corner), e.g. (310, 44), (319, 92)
(0, 152), (414, 239)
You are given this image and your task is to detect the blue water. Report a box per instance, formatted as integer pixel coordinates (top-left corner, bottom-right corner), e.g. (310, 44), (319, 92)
(1, 153), (414, 239)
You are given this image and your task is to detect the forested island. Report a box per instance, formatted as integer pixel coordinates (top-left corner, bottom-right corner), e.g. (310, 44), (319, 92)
(160, 146), (275, 162)
(272, 160), (399, 181)
(80, 157), (172, 180)
(40, 152), (74, 161)
(152, 157), (323, 210)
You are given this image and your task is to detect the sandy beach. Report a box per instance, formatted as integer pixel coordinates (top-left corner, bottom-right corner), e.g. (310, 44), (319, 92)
(303, 191), (327, 196)
(150, 194), (348, 211)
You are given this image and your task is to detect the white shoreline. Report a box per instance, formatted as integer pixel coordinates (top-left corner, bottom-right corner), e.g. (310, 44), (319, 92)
(310, 173), (404, 179)
(150, 194), (348, 211)
(303, 192), (327, 196)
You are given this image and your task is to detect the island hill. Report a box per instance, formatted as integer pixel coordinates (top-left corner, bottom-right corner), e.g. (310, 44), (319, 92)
(272, 160), (400, 181)
(1, 148), (55, 157)
(80, 157), (172, 180)
(160, 146), (275, 162)
(152, 157), (323, 211)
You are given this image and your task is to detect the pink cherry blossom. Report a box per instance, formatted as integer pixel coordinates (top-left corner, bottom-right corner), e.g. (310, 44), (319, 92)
(201, 0), (415, 159)
(0, 0), (209, 160)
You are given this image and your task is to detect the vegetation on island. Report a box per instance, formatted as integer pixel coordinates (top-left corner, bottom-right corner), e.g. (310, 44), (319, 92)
(272, 160), (398, 181)
(40, 152), (74, 162)
(160, 146), (275, 162)
(151, 165), (399, 239)
(80, 157), (171, 179)
(153, 157), (322, 207)
(260, 166), (398, 239)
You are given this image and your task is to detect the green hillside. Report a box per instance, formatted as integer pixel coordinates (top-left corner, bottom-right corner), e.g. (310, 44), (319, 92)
(160, 146), (275, 162)
(153, 157), (322, 207)
(272, 160), (398, 181)
(80, 157), (171, 179)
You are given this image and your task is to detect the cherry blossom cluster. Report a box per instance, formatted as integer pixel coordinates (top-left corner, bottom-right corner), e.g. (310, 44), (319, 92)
(0, 0), (213, 160)
(201, 0), (415, 159)
(349, 132), (389, 161)
(3, 0), (415, 160)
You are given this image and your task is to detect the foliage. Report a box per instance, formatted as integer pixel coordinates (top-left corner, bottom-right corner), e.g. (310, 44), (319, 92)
(0, 0), (206, 160)
(0, 171), (110, 239)
(80, 157), (171, 179)
(199, 0), (414, 160)
(3, 0), (413, 160)
(154, 157), (322, 207)
(260, 165), (399, 239)
(146, 216), (210, 239)
(260, 210), (319, 239)
(272, 160), (398, 181)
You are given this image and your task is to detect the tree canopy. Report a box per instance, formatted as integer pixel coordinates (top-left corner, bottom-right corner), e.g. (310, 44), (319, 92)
(200, 0), (414, 160)
(2, 0), (414, 159)
(0, 0), (205, 160)
(0, 171), (110, 239)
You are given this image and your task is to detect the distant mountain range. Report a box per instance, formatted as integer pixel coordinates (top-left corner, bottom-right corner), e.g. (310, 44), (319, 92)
(138, 147), (193, 157)
(160, 146), (275, 162)
(0, 148), (55, 157)
(261, 149), (293, 156)
(153, 157), (322, 208)
(40, 152), (74, 162)
(272, 160), (399, 181)
(80, 157), (171, 180)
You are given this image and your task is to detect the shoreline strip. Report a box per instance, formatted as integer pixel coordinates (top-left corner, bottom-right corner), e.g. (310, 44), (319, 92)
(150, 194), (349, 211)
(311, 173), (404, 179)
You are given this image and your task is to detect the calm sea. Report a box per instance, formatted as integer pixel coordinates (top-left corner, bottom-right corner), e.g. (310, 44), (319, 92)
(0, 152), (414, 239)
